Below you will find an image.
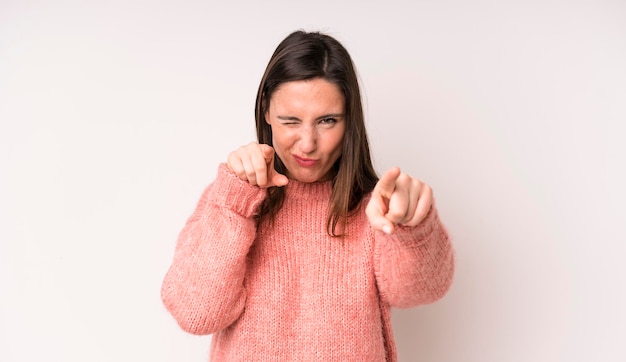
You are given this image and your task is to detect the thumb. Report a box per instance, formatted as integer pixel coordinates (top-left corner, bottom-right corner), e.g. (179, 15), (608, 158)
(270, 172), (289, 187)
(366, 192), (395, 235)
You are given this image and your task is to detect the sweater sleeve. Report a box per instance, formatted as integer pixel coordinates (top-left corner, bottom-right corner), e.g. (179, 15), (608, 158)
(373, 204), (455, 308)
(161, 163), (266, 335)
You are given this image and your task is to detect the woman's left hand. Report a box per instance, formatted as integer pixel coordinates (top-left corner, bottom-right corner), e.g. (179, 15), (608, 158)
(365, 167), (433, 234)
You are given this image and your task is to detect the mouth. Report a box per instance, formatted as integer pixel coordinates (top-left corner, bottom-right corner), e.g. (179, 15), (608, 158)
(293, 155), (319, 167)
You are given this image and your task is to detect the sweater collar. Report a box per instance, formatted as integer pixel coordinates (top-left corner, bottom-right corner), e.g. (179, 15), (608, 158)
(283, 179), (333, 200)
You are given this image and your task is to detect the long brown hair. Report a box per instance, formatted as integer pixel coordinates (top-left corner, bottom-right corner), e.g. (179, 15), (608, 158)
(255, 30), (378, 236)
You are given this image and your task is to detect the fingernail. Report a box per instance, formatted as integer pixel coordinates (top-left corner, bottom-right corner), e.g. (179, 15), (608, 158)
(382, 225), (392, 234)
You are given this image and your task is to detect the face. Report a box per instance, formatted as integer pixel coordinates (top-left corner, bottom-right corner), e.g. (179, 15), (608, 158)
(265, 78), (346, 183)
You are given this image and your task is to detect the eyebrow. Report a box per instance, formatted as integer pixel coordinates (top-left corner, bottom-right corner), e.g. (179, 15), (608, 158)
(277, 113), (344, 121)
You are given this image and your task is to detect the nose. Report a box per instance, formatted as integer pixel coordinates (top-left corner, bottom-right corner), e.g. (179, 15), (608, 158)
(298, 125), (317, 154)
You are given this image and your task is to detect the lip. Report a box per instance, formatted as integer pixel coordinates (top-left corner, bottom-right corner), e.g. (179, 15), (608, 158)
(293, 155), (319, 167)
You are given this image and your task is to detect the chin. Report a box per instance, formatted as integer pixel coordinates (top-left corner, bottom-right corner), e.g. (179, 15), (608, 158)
(290, 170), (326, 183)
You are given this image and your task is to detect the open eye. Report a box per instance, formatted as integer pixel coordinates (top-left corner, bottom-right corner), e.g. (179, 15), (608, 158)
(319, 117), (337, 125)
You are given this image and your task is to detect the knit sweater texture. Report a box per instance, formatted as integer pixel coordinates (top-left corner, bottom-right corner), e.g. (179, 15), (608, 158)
(161, 164), (455, 361)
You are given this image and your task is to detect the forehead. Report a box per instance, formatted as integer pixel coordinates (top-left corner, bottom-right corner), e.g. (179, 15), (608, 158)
(269, 78), (345, 114)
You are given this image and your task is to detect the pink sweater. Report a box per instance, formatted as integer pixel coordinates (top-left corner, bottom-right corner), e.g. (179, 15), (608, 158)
(161, 164), (454, 361)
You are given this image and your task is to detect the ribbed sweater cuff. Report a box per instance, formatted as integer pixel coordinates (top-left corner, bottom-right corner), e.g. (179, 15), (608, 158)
(206, 163), (267, 218)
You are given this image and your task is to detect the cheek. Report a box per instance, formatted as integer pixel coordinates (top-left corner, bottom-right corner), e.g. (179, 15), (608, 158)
(272, 129), (294, 152)
(327, 129), (345, 155)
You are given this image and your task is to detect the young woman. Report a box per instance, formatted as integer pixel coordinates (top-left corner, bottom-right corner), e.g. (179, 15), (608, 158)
(161, 30), (455, 361)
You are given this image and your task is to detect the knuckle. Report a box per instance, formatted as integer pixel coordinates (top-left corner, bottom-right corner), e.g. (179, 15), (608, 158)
(397, 173), (410, 183)
(424, 183), (432, 195)
(253, 163), (266, 173)
(386, 209), (406, 222)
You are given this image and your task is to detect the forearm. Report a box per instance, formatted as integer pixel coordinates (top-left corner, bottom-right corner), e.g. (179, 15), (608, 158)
(374, 205), (455, 308)
(161, 164), (265, 334)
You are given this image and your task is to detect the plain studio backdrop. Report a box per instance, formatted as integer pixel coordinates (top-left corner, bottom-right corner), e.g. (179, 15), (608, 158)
(1, 0), (625, 361)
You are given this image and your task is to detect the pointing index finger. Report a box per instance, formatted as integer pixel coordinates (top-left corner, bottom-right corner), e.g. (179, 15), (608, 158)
(376, 167), (402, 198)
(260, 144), (275, 163)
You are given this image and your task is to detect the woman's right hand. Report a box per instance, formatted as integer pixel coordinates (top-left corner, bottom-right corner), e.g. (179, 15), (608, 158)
(227, 142), (289, 188)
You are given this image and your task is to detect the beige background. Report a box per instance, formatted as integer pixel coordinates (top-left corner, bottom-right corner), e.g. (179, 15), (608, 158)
(1, 0), (625, 361)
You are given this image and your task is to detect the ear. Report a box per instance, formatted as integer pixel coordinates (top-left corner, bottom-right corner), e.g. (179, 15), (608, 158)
(262, 93), (272, 125)
(264, 106), (273, 125)
(265, 110), (271, 125)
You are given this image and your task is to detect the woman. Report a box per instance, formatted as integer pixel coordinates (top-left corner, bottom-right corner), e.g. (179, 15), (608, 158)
(161, 30), (454, 361)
